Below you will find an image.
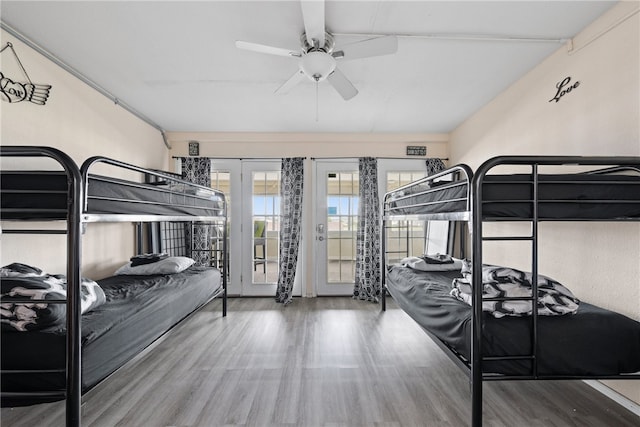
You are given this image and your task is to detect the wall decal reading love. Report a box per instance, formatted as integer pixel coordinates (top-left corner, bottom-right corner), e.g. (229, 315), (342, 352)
(549, 76), (580, 103)
(0, 42), (52, 106)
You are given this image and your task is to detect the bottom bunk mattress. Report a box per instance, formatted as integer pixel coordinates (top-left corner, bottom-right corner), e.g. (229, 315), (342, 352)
(385, 265), (640, 377)
(1, 266), (222, 406)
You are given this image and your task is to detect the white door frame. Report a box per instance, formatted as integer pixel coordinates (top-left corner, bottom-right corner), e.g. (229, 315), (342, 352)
(314, 159), (359, 296)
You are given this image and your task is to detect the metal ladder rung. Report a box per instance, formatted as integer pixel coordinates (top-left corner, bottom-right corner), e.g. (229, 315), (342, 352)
(2, 229), (68, 234)
(483, 354), (535, 362)
(2, 368), (66, 374)
(482, 236), (533, 241)
(1, 390), (66, 398)
(0, 297), (67, 304)
(482, 296), (535, 302)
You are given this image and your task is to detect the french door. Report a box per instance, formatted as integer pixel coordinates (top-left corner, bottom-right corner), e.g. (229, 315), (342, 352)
(315, 160), (359, 295)
(210, 160), (302, 297)
(241, 161), (283, 296)
(313, 159), (434, 296)
(210, 157), (439, 297)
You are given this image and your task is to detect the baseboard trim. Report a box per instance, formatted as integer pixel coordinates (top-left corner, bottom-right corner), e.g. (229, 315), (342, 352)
(583, 380), (640, 417)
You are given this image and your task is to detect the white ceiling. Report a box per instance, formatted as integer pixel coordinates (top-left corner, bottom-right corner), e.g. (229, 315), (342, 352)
(1, 1), (616, 134)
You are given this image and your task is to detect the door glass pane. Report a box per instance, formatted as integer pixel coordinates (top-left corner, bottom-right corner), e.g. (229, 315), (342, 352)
(326, 171), (358, 283)
(252, 171), (280, 284)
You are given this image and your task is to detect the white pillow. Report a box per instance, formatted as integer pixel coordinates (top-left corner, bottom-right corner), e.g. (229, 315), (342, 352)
(114, 256), (195, 275)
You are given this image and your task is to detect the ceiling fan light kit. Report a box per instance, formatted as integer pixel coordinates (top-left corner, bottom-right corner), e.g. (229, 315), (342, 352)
(235, 0), (398, 101)
(300, 51), (336, 82)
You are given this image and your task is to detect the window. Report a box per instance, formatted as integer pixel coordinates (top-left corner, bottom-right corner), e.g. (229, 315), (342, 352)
(385, 170), (428, 264)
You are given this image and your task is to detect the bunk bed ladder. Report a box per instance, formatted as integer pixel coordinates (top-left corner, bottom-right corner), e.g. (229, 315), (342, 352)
(472, 162), (544, 427)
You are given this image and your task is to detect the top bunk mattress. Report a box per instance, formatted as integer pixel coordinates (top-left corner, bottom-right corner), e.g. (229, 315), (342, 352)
(0, 171), (224, 220)
(385, 265), (640, 377)
(385, 174), (640, 220)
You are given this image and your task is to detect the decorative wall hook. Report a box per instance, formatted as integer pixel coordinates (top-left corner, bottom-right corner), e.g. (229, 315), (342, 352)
(0, 42), (52, 105)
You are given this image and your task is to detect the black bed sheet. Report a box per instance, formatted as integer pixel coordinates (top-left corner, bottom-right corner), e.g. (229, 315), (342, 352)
(386, 174), (640, 219)
(0, 171), (223, 219)
(1, 266), (221, 406)
(385, 265), (640, 376)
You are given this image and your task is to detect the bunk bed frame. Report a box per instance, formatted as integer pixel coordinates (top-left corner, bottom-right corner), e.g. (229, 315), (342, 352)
(380, 155), (640, 427)
(0, 145), (228, 427)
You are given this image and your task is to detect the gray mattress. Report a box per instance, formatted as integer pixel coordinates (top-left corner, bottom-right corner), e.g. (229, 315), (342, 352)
(1, 266), (221, 406)
(386, 265), (640, 376)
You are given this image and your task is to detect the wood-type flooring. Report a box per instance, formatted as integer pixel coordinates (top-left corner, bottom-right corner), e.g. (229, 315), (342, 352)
(1, 297), (638, 426)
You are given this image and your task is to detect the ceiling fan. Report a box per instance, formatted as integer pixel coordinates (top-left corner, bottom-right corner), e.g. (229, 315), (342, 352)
(235, 0), (398, 101)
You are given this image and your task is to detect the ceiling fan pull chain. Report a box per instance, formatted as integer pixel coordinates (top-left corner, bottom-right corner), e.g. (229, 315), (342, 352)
(315, 80), (319, 122)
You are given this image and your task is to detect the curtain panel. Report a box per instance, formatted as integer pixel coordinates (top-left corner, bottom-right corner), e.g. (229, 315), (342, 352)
(275, 157), (305, 304)
(353, 157), (381, 302)
(180, 157), (211, 267)
(426, 158), (446, 176)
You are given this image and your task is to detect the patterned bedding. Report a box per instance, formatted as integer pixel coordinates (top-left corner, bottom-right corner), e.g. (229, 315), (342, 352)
(1, 263), (106, 331)
(450, 261), (579, 318)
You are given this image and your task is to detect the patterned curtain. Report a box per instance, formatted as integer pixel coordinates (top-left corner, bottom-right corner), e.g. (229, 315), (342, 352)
(426, 158), (446, 176)
(275, 158), (305, 304)
(180, 157), (211, 266)
(353, 157), (381, 302)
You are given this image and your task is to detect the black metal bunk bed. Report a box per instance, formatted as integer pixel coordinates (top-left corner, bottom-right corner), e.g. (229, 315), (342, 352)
(380, 156), (640, 427)
(0, 145), (228, 427)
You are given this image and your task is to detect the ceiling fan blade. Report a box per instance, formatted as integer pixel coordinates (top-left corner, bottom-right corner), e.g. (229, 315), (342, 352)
(300, 0), (325, 48)
(333, 36), (398, 61)
(275, 69), (307, 94)
(327, 67), (358, 100)
(235, 40), (300, 57)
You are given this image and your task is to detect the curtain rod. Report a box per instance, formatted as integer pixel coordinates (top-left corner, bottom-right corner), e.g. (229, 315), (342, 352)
(1, 21), (170, 149)
(172, 156), (307, 160)
(171, 156), (449, 161)
(310, 156), (449, 161)
(172, 156), (448, 161)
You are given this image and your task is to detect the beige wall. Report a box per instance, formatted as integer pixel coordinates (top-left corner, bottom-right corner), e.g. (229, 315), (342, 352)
(0, 29), (167, 278)
(450, 2), (640, 404)
(165, 132), (448, 159)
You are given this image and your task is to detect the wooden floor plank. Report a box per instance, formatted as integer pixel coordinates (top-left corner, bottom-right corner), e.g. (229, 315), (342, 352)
(2, 297), (638, 426)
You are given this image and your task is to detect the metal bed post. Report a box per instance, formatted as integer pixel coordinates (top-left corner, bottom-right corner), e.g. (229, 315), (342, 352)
(222, 202), (228, 317)
(64, 149), (83, 427)
(380, 197), (388, 312)
(531, 164), (540, 379)
(471, 161), (484, 427)
(0, 146), (83, 427)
